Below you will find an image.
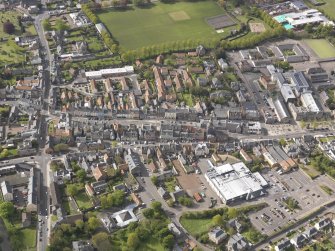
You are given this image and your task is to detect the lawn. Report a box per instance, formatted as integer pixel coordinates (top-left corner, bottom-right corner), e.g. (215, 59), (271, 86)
(20, 228), (36, 251)
(317, 0), (335, 19)
(138, 238), (165, 251)
(0, 39), (26, 67)
(74, 189), (92, 209)
(25, 24), (37, 36)
(62, 197), (77, 215)
(0, 11), (22, 38)
(304, 39), (335, 58)
(300, 165), (321, 179)
(180, 217), (213, 236)
(97, 1), (233, 49)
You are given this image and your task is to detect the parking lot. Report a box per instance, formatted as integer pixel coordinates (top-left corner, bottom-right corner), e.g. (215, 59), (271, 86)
(249, 168), (335, 235)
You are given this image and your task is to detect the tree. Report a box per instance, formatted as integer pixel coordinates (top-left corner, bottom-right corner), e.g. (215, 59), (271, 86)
(227, 207), (238, 219)
(162, 234), (174, 249)
(50, 161), (63, 172)
(0, 201), (14, 219)
(92, 232), (111, 251)
(87, 217), (101, 231)
(167, 199), (175, 207)
(110, 190), (125, 207)
(76, 169), (86, 182)
(151, 175), (158, 186)
(66, 184), (79, 197)
(127, 233), (140, 250)
(45, 147), (54, 154)
(151, 201), (162, 211)
(142, 208), (154, 219)
(212, 214), (223, 226)
(55, 19), (69, 31)
(3, 20), (15, 34)
(53, 143), (69, 152)
(0, 149), (9, 159)
(279, 138), (287, 147)
(304, 24), (313, 33)
(75, 219), (85, 230)
(31, 139), (38, 149)
(178, 196), (193, 207)
(218, 0), (225, 7)
(42, 19), (51, 31)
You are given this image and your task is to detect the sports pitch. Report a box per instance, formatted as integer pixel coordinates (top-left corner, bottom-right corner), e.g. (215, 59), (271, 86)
(97, 2), (233, 49)
(304, 39), (335, 59)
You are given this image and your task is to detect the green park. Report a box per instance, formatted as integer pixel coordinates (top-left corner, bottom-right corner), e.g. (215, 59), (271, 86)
(97, 1), (235, 49)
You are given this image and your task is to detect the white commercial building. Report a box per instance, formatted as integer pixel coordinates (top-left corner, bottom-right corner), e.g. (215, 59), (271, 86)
(301, 92), (320, 112)
(205, 161), (268, 204)
(286, 9), (334, 28)
(85, 66), (134, 79)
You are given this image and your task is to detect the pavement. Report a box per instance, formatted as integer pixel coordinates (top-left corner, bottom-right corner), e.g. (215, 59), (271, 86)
(33, 2), (53, 250)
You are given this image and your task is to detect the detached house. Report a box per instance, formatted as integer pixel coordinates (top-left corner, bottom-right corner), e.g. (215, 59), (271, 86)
(208, 227), (227, 244)
(92, 164), (107, 181)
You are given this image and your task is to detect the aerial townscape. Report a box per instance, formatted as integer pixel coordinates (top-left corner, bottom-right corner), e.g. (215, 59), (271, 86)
(1, 0), (335, 250)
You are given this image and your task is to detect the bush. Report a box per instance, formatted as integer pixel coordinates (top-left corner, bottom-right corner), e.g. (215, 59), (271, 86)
(178, 196), (193, 207)
(3, 20), (15, 34)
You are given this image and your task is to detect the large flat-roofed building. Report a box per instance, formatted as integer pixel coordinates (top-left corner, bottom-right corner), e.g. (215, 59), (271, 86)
(306, 67), (329, 83)
(300, 92), (320, 113)
(273, 98), (291, 123)
(281, 85), (296, 103)
(85, 66), (134, 79)
(204, 161), (268, 204)
(291, 71), (310, 95)
(274, 9), (334, 30)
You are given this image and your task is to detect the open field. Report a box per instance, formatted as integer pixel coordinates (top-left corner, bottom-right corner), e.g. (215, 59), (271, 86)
(0, 39), (26, 67)
(138, 239), (165, 251)
(97, 1), (234, 49)
(317, 0), (335, 19)
(20, 228), (37, 251)
(304, 39), (335, 58)
(0, 11), (22, 38)
(180, 217), (213, 236)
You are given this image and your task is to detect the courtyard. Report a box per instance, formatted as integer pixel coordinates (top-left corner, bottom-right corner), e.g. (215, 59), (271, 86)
(97, 1), (236, 49)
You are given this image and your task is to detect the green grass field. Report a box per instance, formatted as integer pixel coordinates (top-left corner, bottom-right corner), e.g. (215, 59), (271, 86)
(97, 1), (233, 49)
(138, 239), (165, 251)
(74, 190), (92, 209)
(0, 11), (22, 38)
(20, 228), (37, 251)
(180, 217), (213, 236)
(318, 0), (335, 19)
(0, 39), (26, 67)
(304, 39), (335, 58)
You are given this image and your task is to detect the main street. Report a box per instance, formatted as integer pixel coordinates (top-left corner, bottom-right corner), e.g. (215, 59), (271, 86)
(34, 1), (53, 250)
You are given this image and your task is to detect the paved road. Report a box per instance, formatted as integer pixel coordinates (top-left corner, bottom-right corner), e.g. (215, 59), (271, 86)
(34, 2), (53, 250)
